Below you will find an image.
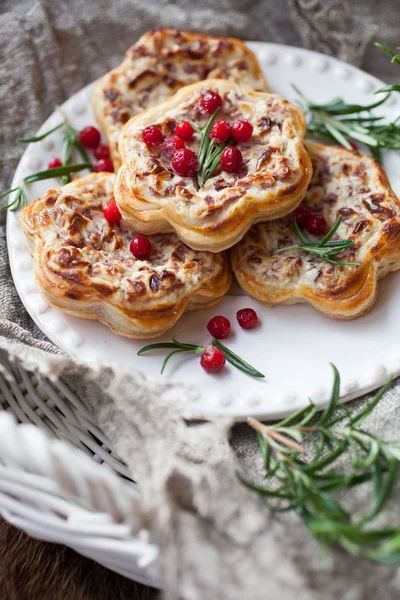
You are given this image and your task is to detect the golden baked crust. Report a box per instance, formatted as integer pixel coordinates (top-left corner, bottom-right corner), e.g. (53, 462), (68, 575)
(19, 173), (231, 339)
(231, 142), (400, 319)
(115, 79), (312, 253)
(93, 28), (269, 169)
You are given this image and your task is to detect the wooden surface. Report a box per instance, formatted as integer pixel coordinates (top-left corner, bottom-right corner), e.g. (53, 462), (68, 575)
(0, 518), (159, 599)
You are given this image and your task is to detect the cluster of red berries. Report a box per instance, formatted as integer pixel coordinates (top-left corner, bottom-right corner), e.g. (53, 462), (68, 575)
(141, 90), (253, 178)
(103, 201), (152, 259)
(295, 207), (327, 236)
(48, 126), (114, 174)
(201, 309), (258, 373)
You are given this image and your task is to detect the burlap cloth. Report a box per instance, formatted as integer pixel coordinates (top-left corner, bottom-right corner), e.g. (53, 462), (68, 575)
(1, 1), (400, 599)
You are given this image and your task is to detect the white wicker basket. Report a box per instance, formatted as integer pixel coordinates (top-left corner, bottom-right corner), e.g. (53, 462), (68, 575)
(0, 353), (159, 586)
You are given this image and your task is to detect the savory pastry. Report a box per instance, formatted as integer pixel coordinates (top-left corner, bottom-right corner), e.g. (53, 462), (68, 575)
(231, 142), (400, 319)
(19, 173), (231, 339)
(93, 28), (269, 169)
(115, 79), (312, 252)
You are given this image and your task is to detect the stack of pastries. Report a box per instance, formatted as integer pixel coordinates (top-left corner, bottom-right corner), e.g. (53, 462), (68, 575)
(20, 29), (400, 339)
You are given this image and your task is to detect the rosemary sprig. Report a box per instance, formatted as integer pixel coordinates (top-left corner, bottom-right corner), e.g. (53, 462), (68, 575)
(0, 163), (91, 212)
(19, 109), (91, 184)
(2, 110), (93, 212)
(294, 85), (400, 160)
(138, 334), (264, 378)
(241, 365), (400, 564)
(194, 108), (236, 186)
(276, 215), (360, 266)
(374, 43), (400, 94)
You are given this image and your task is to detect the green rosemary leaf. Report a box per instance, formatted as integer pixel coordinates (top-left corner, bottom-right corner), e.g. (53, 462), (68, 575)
(349, 375), (393, 428)
(309, 94), (389, 116)
(212, 339), (265, 378)
(161, 348), (188, 374)
(375, 42), (400, 66)
(291, 215), (308, 245)
(0, 186), (21, 201)
(365, 459), (397, 522)
(276, 403), (315, 428)
(23, 163), (91, 183)
(171, 334), (201, 351)
(377, 84), (400, 94)
(74, 140), (91, 165)
(197, 108), (220, 170)
(137, 342), (180, 355)
(18, 121), (65, 143)
(61, 127), (76, 184)
(318, 364), (340, 425)
(317, 216), (342, 247)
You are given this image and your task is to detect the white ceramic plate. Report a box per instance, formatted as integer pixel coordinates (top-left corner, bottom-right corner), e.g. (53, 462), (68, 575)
(8, 42), (400, 420)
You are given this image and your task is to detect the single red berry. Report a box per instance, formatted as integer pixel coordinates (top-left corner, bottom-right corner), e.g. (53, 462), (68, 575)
(200, 345), (226, 373)
(199, 91), (222, 115)
(130, 236), (152, 260)
(94, 144), (110, 159)
(79, 126), (101, 149)
(237, 308), (258, 330)
(221, 146), (243, 173)
(295, 206), (311, 229)
(207, 315), (231, 339)
(48, 157), (62, 169)
(103, 201), (122, 224)
(231, 119), (253, 143)
(171, 148), (199, 177)
(93, 158), (114, 172)
(175, 121), (194, 141)
(163, 135), (185, 157)
(306, 214), (327, 236)
(210, 120), (231, 144)
(142, 125), (163, 147)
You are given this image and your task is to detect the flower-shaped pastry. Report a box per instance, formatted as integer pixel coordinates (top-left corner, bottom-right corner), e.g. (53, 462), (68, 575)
(20, 173), (231, 338)
(115, 79), (312, 252)
(231, 142), (400, 319)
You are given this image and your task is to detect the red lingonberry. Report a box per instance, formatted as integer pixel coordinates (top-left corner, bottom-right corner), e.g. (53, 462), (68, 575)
(163, 135), (185, 157)
(237, 308), (258, 330)
(94, 145), (110, 159)
(79, 126), (101, 149)
(207, 315), (231, 339)
(171, 148), (199, 177)
(142, 125), (163, 147)
(210, 120), (231, 144)
(220, 146), (243, 173)
(199, 91), (222, 115)
(48, 157), (62, 169)
(130, 236), (152, 260)
(200, 345), (226, 373)
(175, 121), (194, 141)
(103, 201), (122, 224)
(306, 214), (327, 236)
(231, 119), (253, 143)
(93, 158), (114, 172)
(295, 206), (311, 229)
